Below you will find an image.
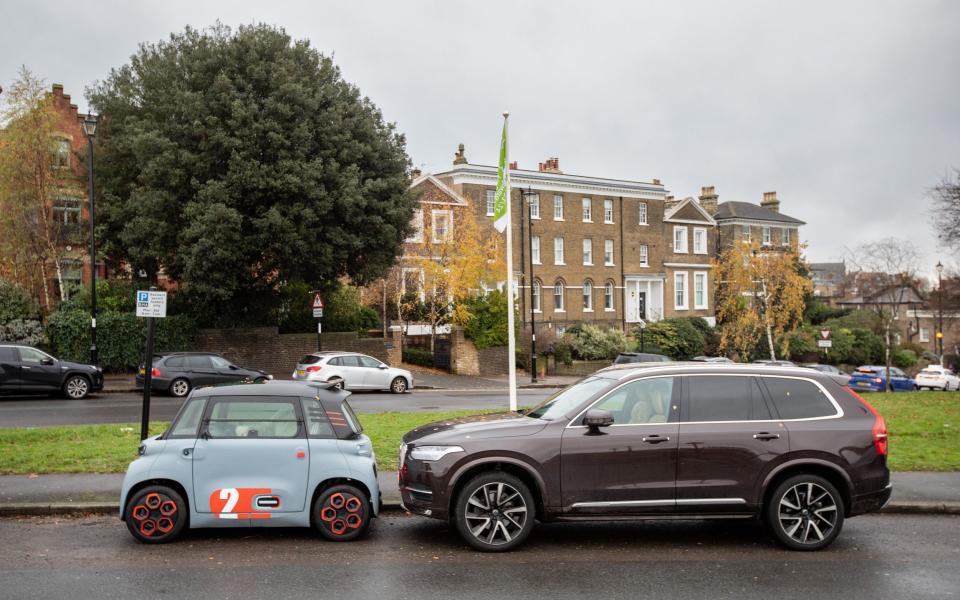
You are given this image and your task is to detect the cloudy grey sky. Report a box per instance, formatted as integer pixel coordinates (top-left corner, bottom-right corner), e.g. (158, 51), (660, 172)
(3, 0), (958, 276)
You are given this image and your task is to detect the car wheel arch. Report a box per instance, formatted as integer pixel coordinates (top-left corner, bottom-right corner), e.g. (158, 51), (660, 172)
(447, 458), (548, 522)
(308, 477), (372, 524)
(760, 460), (853, 517)
(123, 478), (190, 523)
(61, 371), (92, 388)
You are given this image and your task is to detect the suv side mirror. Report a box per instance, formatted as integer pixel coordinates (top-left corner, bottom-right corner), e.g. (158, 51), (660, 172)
(583, 409), (614, 433)
(229, 364), (238, 370)
(41, 357), (54, 366)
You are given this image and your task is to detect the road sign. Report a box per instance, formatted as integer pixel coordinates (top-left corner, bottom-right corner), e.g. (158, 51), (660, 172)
(819, 329), (831, 340)
(817, 339), (833, 348)
(136, 290), (167, 318)
(311, 292), (324, 318)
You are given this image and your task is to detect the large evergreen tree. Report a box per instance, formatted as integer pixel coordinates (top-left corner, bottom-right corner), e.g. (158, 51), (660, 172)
(87, 23), (414, 324)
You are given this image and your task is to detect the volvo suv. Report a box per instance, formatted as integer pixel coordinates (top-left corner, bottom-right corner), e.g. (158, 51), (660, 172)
(399, 363), (891, 552)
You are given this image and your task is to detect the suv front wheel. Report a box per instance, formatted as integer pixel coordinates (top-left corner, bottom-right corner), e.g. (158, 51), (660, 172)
(766, 474), (844, 551)
(454, 472), (535, 552)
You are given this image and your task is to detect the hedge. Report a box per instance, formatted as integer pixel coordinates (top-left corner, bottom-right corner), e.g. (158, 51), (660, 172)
(47, 309), (196, 372)
(402, 347), (434, 368)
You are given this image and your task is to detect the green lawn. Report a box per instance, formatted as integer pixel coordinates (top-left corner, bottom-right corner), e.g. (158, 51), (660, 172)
(0, 392), (956, 475)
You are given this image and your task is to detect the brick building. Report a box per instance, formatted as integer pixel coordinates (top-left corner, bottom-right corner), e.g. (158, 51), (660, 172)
(701, 187), (805, 252)
(423, 147), (717, 332)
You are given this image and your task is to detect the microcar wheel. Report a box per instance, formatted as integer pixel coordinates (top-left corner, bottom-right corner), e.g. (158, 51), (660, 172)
(390, 377), (407, 394)
(313, 484), (370, 541)
(454, 472), (535, 552)
(125, 485), (187, 544)
(766, 474), (844, 551)
(169, 378), (191, 397)
(63, 375), (90, 399)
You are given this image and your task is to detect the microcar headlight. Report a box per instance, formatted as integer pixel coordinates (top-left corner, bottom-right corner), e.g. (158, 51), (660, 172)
(409, 445), (464, 462)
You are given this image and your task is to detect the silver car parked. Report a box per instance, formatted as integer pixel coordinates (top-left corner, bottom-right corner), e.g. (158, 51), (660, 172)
(292, 352), (413, 393)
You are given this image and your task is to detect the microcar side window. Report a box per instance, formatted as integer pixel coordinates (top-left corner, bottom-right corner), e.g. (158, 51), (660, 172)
(300, 397), (335, 438)
(169, 398), (206, 437)
(205, 397), (301, 439)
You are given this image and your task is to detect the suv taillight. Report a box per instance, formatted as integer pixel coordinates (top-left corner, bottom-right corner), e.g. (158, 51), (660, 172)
(151, 368), (161, 377)
(845, 387), (888, 456)
(306, 365), (322, 372)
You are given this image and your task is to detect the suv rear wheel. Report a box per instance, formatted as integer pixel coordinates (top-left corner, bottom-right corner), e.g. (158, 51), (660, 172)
(766, 474), (844, 551)
(169, 378), (191, 398)
(454, 472), (535, 552)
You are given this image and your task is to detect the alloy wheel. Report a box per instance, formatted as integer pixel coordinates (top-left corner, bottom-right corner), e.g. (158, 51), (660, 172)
(170, 379), (190, 397)
(464, 482), (528, 546)
(65, 377), (89, 399)
(778, 482), (838, 545)
(391, 377), (407, 393)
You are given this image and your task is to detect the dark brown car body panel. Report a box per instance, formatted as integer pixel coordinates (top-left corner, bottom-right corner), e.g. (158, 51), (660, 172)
(399, 364), (891, 523)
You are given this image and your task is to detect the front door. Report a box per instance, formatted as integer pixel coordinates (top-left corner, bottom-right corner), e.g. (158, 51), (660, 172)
(676, 375), (789, 512)
(561, 376), (679, 514)
(17, 347), (61, 392)
(193, 395), (310, 518)
(357, 355), (389, 390)
(210, 355), (247, 385)
(185, 355), (219, 388)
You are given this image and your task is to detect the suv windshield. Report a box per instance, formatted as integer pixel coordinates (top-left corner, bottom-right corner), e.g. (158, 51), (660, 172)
(525, 377), (613, 421)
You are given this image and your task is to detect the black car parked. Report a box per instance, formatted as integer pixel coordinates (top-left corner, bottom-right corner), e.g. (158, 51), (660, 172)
(135, 352), (272, 397)
(0, 344), (103, 399)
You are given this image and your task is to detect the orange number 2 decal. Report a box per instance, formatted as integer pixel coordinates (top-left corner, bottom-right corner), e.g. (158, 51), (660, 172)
(210, 487), (273, 519)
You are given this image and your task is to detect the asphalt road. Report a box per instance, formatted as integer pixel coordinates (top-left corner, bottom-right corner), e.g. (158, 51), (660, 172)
(0, 513), (956, 600)
(0, 389), (553, 428)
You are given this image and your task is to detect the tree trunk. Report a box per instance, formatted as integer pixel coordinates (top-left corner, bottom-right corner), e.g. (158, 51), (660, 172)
(381, 282), (387, 338)
(760, 278), (777, 361)
(39, 261), (50, 311)
(53, 257), (66, 302)
(884, 321), (892, 393)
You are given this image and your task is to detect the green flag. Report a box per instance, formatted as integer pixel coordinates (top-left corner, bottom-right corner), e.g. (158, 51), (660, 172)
(493, 118), (509, 233)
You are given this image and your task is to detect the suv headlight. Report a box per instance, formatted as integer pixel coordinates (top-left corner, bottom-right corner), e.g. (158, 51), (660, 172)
(409, 445), (464, 462)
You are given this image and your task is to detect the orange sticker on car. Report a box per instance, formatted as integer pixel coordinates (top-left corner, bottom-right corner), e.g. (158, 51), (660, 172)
(210, 487), (274, 519)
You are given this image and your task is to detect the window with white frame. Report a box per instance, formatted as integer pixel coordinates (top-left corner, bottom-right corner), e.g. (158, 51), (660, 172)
(741, 224), (751, 242)
(432, 210), (452, 243)
(673, 226), (688, 253)
(554, 281), (565, 311)
(604, 281), (614, 311)
(406, 209), (424, 242)
(532, 280), (542, 312)
(603, 199), (614, 223)
(919, 327), (929, 342)
(762, 226), (772, 245)
(693, 227), (707, 254)
(640, 244), (649, 266)
(604, 240), (614, 265)
(782, 227), (791, 245)
(485, 189), (495, 216)
(531, 235), (541, 264)
(554, 237), (565, 265)
(553, 195), (564, 220)
(583, 280), (594, 311)
(528, 193), (540, 219)
(694, 272), (708, 309)
(582, 238), (593, 265)
(674, 271), (688, 310)
(639, 202), (648, 225)
(582, 198), (592, 222)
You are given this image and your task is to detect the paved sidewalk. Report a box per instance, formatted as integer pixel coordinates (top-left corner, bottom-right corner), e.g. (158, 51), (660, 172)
(1, 471), (957, 516)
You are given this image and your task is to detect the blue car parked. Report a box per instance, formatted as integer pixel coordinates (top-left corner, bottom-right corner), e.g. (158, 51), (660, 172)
(849, 365), (916, 392)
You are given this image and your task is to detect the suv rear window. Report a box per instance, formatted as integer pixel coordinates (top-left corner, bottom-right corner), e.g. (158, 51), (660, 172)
(300, 355), (321, 365)
(763, 377), (837, 420)
(684, 375), (770, 422)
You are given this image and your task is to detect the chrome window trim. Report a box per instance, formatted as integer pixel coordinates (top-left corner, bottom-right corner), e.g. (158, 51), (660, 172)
(566, 375), (678, 429)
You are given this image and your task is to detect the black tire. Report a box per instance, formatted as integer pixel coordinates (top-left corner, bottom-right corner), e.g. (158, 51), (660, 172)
(169, 378), (191, 398)
(329, 378), (344, 391)
(454, 472), (535, 552)
(766, 474), (844, 551)
(62, 375), (90, 399)
(312, 484), (371, 541)
(125, 485), (188, 544)
(390, 376), (407, 394)
(254, 376), (267, 384)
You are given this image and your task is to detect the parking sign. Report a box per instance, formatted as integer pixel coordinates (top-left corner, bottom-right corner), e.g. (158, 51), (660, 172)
(136, 290), (167, 318)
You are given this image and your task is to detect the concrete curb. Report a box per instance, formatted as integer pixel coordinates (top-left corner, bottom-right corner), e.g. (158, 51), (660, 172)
(3, 500), (956, 518)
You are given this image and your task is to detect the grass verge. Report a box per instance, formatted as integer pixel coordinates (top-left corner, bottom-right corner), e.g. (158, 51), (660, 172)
(0, 392), (956, 475)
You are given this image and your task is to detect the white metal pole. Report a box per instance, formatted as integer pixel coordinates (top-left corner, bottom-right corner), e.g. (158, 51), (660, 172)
(503, 112), (518, 412)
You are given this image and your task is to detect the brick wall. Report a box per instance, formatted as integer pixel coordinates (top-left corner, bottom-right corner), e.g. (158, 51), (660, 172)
(193, 327), (396, 375)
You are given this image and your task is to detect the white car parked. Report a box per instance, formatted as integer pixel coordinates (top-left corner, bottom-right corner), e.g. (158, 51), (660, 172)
(291, 352), (414, 393)
(915, 365), (960, 391)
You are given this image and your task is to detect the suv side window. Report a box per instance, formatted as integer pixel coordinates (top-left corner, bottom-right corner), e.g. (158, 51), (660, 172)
(328, 357), (342, 367)
(165, 356), (185, 368)
(187, 355), (212, 369)
(300, 397), (334, 438)
(684, 375), (770, 422)
(169, 398), (206, 437)
(762, 377), (837, 420)
(205, 397), (301, 439)
(340, 356), (362, 367)
(209, 356), (231, 369)
(358, 356), (381, 368)
(0, 347), (17, 361)
(591, 377), (675, 424)
(18, 347), (50, 364)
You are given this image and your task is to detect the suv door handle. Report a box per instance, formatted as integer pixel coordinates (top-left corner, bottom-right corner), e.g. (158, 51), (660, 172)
(642, 435), (670, 444)
(753, 432), (780, 440)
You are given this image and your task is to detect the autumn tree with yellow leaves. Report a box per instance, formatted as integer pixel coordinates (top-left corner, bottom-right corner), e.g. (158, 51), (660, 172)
(714, 241), (811, 361)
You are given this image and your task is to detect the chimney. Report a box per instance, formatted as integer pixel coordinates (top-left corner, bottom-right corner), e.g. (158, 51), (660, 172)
(541, 157), (562, 174)
(698, 185), (719, 215)
(652, 178), (661, 186)
(509, 161), (518, 170)
(664, 194), (679, 213)
(453, 143), (468, 165)
(761, 191), (780, 213)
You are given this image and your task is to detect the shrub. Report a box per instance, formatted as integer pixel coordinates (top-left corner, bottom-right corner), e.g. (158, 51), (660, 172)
(59, 279), (137, 313)
(402, 347), (433, 368)
(0, 278), (39, 324)
(642, 318), (705, 360)
(0, 319), (46, 347)
(848, 327), (885, 365)
(805, 299), (849, 325)
(570, 324), (627, 360)
(685, 317), (719, 356)
(463, 291), (510, 350)
(892, 348), (918, 370)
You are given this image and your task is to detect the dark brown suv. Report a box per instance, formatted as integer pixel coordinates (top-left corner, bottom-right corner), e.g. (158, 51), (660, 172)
(399, 364), (891, 552)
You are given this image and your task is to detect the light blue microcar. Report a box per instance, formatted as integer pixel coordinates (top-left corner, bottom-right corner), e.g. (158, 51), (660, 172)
(120, 381), (381, 543)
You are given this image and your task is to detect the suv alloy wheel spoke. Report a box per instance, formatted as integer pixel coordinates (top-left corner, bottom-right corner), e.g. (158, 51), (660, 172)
(464, 482), (527, 546)
(778, 482), (836, 545)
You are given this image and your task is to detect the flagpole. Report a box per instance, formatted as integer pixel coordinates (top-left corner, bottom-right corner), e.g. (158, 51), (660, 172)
(502, 112), (518, 412)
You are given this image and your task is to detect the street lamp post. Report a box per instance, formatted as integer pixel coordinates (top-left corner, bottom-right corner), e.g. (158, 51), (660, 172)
(937, 261), (944, 365)
(521, 187), (538, 383)
(82, 113), (98, 365)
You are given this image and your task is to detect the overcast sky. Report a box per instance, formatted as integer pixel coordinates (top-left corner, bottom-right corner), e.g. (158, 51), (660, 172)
(2, 0), (958, 277)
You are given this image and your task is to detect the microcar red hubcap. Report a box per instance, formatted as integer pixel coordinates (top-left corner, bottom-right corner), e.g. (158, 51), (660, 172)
(131, 491), (179, 538)
(319, 491), (364, 536)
